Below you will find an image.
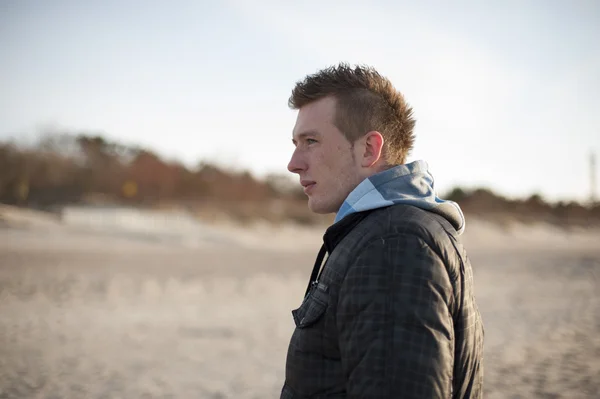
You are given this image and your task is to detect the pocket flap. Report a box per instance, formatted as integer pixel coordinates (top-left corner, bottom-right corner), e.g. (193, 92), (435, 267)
(292, 284), (328, 328)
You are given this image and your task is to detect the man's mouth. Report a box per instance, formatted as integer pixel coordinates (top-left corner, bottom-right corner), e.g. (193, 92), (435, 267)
(301, 180), (316, 194)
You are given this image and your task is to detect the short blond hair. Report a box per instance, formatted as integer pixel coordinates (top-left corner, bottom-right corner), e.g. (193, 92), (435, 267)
(289, 63), (416, 164)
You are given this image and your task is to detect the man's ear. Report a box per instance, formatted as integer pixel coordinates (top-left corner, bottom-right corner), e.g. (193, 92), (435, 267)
(360, 131), (384, 167)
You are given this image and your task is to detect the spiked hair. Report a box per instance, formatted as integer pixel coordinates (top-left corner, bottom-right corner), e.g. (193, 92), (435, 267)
(289, 63), (416, 165)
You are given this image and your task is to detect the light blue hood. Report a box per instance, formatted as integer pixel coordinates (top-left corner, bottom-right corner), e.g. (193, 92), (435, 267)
(335, 160), (466, 235)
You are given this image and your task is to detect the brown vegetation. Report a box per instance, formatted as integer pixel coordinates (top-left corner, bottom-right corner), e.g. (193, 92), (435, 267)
(445, 187), (600, 228)
(0, 131), (598, 227)
(0, 131), (330, 225)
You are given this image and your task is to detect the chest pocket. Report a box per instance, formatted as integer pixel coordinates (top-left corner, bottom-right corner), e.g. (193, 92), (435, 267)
(292, 282), (329, 328)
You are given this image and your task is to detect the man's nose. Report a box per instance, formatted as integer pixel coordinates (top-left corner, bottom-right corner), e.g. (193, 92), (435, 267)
(287, 150), (305, 174)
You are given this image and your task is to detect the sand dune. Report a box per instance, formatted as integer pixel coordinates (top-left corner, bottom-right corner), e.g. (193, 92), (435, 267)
(1, 206), (599, 398)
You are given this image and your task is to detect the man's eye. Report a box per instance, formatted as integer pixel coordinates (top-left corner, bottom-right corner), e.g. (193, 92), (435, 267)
(307, 139), (318, 144)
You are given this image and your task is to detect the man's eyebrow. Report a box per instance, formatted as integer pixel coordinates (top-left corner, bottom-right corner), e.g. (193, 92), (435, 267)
(292, 130), (321, 143)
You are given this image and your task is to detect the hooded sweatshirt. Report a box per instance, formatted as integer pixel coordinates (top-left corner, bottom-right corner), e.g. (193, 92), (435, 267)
(334, 160), (465, 235)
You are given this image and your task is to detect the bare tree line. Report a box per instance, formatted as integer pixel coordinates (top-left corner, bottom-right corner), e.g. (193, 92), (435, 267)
(1, 130), (598, 227)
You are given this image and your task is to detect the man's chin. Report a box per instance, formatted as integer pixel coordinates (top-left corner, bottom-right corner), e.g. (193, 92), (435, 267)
(307, 198), (334, 215)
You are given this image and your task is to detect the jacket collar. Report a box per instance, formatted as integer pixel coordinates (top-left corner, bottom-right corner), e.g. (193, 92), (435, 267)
(304, 210), (374, 298)
(323, 210), (373, 253)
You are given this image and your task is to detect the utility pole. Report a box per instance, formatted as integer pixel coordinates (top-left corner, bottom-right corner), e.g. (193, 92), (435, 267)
(591, 151), (597, 205)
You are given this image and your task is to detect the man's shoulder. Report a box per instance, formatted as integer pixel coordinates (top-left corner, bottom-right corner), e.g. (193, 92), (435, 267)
(360, 204), (453, 239)
(335, 204), (461, 261)
(321, 204), (464, 288)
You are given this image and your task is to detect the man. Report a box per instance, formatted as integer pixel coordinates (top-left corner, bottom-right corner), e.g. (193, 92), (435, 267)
(281, 63), (484, 399)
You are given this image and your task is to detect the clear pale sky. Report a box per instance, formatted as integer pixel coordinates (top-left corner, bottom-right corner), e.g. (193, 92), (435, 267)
(1, 0), (599, 202)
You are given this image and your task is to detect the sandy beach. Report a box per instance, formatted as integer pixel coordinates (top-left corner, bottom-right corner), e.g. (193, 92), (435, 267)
(0, 206), (599, 398)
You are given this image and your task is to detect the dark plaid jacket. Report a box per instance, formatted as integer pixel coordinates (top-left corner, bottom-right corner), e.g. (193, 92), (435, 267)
(281, 204), (484, 398)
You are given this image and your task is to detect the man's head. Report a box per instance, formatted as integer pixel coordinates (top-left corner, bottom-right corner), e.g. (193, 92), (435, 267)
(287, 63), (416, 214)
